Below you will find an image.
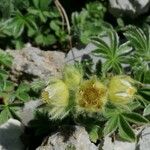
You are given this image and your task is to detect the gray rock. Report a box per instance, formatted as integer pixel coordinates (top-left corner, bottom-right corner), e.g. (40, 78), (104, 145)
(36, 126), (98, 150)
(136, 126), (150, 150)
(7, 45), (65, 81)
(109, 0), (150, 18)
(102, 126), (150, 150)
(103, 135), (136, 150)
(65, 43), (99, 65)
(18, 99), (43, 125)
(0, 119), (24, 150)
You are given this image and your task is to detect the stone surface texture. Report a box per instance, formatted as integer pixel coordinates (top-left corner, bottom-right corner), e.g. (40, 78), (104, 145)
(0, 119), (24, 150)
(65, 43), (98, 64)
(136, 127), (150, 150)
(7, 45), (65, 81)
(18, 99), (43, 125)
(36, 126), (98, 150)
(109, 0), (150, 18)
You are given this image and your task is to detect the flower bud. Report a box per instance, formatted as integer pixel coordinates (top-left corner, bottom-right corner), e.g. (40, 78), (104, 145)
(41, 78), (69, 119)
(76, 77), (107, 113)
(108, 75), (137, 105)
(63, 65), (82, 90)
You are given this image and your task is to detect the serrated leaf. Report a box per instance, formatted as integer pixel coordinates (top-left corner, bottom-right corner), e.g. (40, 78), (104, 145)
(103, 115), (118, 136)
(118, 115), (136, 142)
(143, 104), (150, 116)
(123, 112), (149, 124)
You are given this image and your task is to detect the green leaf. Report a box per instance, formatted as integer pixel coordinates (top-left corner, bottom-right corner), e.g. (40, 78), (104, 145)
(103, 106), (121, 118)
(92, 30), (131, 74)
(0, 107), (11, 125)
(128, 101), (142, 111)
(8, 107), (21, 121)
(123, 112), (149, 124)
(0, 69), (8, 79)
(33, 0), (39, 9)
(124, 25), (150, 61)
(118, 115), (136, 142)
(143, 104), (150, 116)
(3, 81), (14, 92)
(103, 115), (118, 136)
(31, 79), (45, 93)
(16, 83), (30, 101)
(88, 125), (100, 143)
(35, 34), (56, 46)
(50, 20), (60, 31)
(139, 86), (150, 97)
(0, 50), (13, 68)
(16, 92), (30, 102)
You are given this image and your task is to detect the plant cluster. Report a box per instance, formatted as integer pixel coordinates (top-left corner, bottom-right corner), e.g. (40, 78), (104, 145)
(0, 0), (111, 50)
(0, 0), (69, 49)
(41, 26), (150, 143)
(71, 1), (111, 44)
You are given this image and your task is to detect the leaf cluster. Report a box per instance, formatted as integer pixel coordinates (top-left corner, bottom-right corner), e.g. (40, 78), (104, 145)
(0, 50), (46, 124)
(71, 1), (111, 44)
(0, 0), (69, 49)
(91, 25), (150, 83)
(70, 26), (150, 143)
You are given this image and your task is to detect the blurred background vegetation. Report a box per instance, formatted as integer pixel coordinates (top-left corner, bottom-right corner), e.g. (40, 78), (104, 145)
(0, 0), (149, 50)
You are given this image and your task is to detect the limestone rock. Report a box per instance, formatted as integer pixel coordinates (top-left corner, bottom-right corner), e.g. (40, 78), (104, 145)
(7, 45), (65, 81)
(18, 99), (43, 125)
(0, 119), (24, 150)
(36, 126), (98, 150)
(109, 0), (150, 18)
(65, 43), (99, 65)
(136, 127), (150, 150)
(102, 135), (136, 150)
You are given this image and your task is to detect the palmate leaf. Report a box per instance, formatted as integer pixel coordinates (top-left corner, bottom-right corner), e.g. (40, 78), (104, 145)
(118, 115), (136, 142)
(92, 30), (132, 74)
(124, 25), (150, 61)
(6, 11), (38, 38)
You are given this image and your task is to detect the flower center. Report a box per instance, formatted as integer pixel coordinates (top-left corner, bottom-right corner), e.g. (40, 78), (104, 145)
(79, 84), (105, 109)
(41, 91), (50, 104)
(127, 87), (136, 97)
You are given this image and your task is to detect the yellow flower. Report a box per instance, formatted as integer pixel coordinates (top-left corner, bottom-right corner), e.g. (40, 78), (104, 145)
(63, 65), (82, 89)
(108, 75), (137, 105)
(41, 78), (69, 119)
(76, 77), (108, 112)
